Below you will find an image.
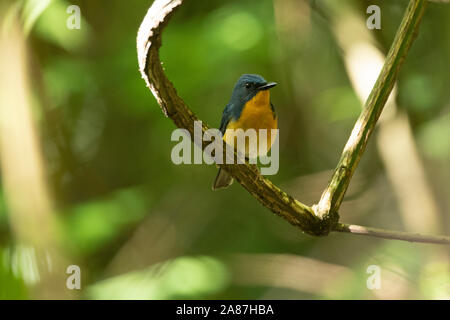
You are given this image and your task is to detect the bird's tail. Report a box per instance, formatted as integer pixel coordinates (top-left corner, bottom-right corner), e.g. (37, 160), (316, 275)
(212, 168), (233, 190)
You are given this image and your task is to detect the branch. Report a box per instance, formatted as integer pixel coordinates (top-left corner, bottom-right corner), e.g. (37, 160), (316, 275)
(137, 0), (450, 244)
(315, 0), (428, 218)
(335, 223), (450, 245)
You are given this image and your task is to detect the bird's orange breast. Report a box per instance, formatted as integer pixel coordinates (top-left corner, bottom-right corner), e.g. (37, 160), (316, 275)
(234, 90), (277, 131)
(224, 90), (277, 158)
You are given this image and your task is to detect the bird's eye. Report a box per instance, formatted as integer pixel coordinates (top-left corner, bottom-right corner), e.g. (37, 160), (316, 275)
(245, 83), (251, 89)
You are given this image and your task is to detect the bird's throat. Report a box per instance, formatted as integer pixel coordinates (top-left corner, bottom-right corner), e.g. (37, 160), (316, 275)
(249, 90), (270, 107)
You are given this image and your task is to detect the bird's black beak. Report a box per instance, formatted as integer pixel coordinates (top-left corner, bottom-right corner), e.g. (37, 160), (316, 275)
(257, 82), (277, 91)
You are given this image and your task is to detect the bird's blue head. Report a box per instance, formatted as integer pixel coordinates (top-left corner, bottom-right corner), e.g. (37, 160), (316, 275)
(230, 74), (277, 104)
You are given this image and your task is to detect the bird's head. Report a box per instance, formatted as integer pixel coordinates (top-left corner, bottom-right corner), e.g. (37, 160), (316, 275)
(231, 74), (277, 103)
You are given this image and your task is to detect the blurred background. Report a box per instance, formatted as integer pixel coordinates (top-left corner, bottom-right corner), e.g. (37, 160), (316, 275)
(0, 0), (449, 299)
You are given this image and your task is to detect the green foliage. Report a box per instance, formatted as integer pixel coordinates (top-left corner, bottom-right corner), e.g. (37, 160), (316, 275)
(0, 0), (449, 299)
(417, 113), (450, 160)
(87, 256), (229, 300)
(0, 248), (28, 299)
(63, 187), (149, 256)
(33, 0), (89, 51)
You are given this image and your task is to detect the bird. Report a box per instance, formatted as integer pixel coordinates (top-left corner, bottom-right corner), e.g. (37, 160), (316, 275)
(213, 74), (278, 190)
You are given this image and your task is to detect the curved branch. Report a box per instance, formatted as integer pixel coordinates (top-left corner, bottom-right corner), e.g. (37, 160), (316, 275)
(137, 0), (450, 244)
(137, 0), (326, 236)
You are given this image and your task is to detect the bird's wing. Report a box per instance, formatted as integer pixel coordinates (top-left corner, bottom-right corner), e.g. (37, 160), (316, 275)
(270, 102), (276, 118)
(219, 103), (234, 134)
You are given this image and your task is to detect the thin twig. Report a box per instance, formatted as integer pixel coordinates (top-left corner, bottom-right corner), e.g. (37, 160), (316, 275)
(335, 223), (450, 245)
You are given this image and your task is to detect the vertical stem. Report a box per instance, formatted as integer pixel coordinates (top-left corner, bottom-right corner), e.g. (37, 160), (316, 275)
(316, 0), (428, 219)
